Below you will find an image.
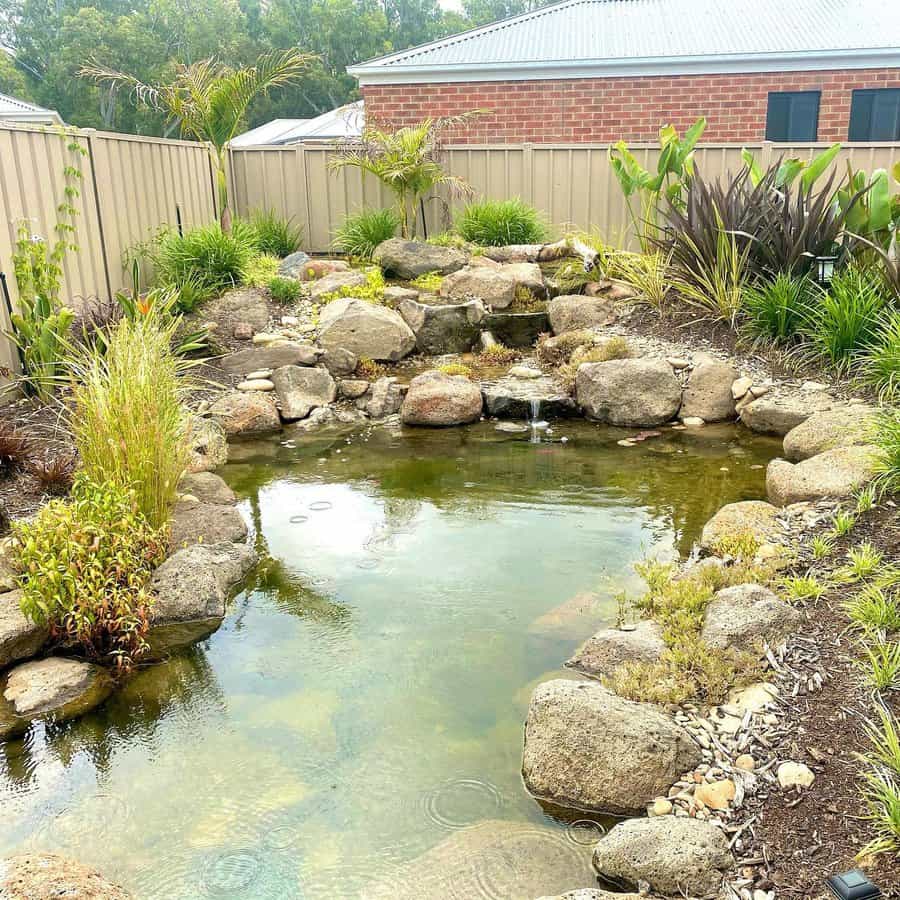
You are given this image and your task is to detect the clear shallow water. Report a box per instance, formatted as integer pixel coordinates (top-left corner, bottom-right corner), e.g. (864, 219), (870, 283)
(0, 421), (779, 899)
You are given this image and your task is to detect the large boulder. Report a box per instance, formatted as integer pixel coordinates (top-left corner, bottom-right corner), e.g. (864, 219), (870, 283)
(576, 359), (682, 427)
(209, 391), (281, 437)
(307, 269), (369, 302)
(0, 591), (49, 670)
(398, 297), (486, 354)
(439, 266), (516, 308)
(548, 296), (616, 334)
(318, 298), (416, 362)
(766, 446), (877, 506)
(400, 371), (483, 427)
(0, 658), (113, 738)
(271, 365), (336, 421)
(362, 820), (597, 900)
(701, 583), (802, 650)
(178, 471), (235, 506)
(373, 238), (468, 279)
(699, 500), (783, 553)
(566, 621), (665, 680)
(739, 393), (834, 435)
(592, 817), (733, 897)
(783, 404), (879, 461)
(186, 416), (228, 473)
(218, 341), (320, 376)
(147, 542), (256, 656)
(521, 679), (702, 815)
(170, 499), (247, 548)
(680, 359), (738, 422)
(501, 261), (545, 297)
(0, 854), (132, 899)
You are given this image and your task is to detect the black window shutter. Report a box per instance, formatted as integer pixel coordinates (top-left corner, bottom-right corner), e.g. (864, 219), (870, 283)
(849, 89), (900, 141)
(766, 91), (820, 141)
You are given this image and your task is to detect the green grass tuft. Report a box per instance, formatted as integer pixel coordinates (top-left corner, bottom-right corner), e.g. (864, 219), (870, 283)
(332, 208), (400, 260)
(455, 198), (549, 246)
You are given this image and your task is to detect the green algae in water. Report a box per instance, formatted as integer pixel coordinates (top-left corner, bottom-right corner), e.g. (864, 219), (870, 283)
(0, 421), (779, 899)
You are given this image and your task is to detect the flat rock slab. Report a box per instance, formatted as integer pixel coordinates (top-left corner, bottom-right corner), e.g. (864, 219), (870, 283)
(361, 820), (596, 900)
(271, 365), (337, 421)
(0, 591), (49, 670)
(373, 238), (468, 279)
(522, 679), (701, 815)
(318, 298), (416, 362)
(219, 341), (320, 375)
(739, 393), (834, 435)
(170, 500), (247, 548)
(307, 269), (369, 301)
(401, 371), (483, 426)
(209, 391), (281, 437)
(701, 583), (801, 650)
(440, 266), (516, 308)
(576, 359), (682, 427)
(592, 816), (733, 897)
(186, 416), (228, 473)
(548, 295), (616, 334)
(766, 445), (877, 506)
(699, 500), (782, 554)
(177, 471), (235, 506)
(566, 620), (665, 680)
(398, 297), (485, 354)
(0, 658), (113, 738)
(483, 376), (578, 420)
(0, 854), (132, 899)
(783, 404), (879, 461)
(482, 310), (551, 348)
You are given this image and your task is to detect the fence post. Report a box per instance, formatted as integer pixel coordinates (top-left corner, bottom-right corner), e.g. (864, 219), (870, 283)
(83, 129), (114, 301)
(522, 143), (534, 205)
(760, 140), (775, 172)
(295, 143), (313, 246)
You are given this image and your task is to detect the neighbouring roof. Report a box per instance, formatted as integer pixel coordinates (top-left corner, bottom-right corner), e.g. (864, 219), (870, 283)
(230, 101), (364, 146)
(349, 0), (900, 84)
(0, 92), (64, 125)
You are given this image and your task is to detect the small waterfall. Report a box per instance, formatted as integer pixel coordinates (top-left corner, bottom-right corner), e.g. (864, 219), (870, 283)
(529, 398), (541, 421)
(527, 397), (549, 442)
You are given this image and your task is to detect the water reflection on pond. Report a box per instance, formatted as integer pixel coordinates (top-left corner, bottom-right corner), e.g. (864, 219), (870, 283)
(0, 421), (779, 899)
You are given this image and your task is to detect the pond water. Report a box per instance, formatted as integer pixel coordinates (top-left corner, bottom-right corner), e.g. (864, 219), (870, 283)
(0, 421), (779, 899)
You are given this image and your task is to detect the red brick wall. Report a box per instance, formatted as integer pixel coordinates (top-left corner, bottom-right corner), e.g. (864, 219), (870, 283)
(361, 68), (900, 143)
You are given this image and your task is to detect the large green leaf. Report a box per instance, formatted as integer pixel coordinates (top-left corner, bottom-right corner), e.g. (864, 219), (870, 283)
(774, 158), (805, 187)
(868, 169), (892, 233)
(741, 148), (763, 186)
(799, 143), (841, 191)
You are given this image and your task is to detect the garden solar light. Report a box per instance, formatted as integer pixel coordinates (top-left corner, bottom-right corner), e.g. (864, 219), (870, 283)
(825, 869), (881, 899)
(815, 254), (838, 285)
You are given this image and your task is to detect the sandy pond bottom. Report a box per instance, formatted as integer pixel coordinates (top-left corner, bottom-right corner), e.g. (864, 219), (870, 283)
(0, 421), (780, 899)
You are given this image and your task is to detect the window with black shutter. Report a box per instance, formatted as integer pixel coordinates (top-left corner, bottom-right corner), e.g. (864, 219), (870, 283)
(765, 91), (820, 142)
(849, 89), (900, 141)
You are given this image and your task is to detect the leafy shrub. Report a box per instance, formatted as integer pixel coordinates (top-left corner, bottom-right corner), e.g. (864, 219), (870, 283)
(155, 223), (255, 300)
(319, 267), (385, 304)
(437, 362), (473, 377)
(0, 423), (32, 474)
(508, 285), (547, 312)
(332, 208), (400, 259)
(456, 198), (549, 246)
(13, 474), (167, 672)
(242, 253), (280, 287)
(242, 209), (302, 257)
(27, 451), (77, 495)
(802, 266), (887, 371)
(268, 276), (302, 305)
(69, 314), (192, 530)
(742, 273), (812, 344)
(172, 273), (215, 313)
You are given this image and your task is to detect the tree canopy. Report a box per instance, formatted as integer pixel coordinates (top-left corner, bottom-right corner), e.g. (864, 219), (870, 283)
(0, 0), (553, 136)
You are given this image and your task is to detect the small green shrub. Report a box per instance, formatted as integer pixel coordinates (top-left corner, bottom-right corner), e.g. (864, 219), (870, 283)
(780, 573), (828, 602)
(711, 529), (763, 560)
(242, 253), (280, 287)
(13, 474), (168, 672)
(476, 343), (519, 366)
(558, 338), (630, 386)
(508, 285), (547, 312)
(155, 223), (255, 300)
(830, 509), (857, 537)
(437, 362), (473, 377)
(319, 267), (385, 304)
(456, 198), (549, 246)
(535, 330), (595, 366)
(242, 209), (302, 258)
(742, 273), (811, 344)
(332, 208), (400, 259)
(171, 273), (214, 313)
(355, 356), (385, 379)
(427, 231), (473, 250)
(69, 314), (192, 530)
(268, 276), (302, 305)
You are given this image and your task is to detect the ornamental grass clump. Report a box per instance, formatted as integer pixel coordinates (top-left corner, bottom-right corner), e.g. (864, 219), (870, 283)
(13, 474), (168, 672)
(741, 273), (812, 345)
(332, 207), (400, 260)
(456, 198), (549, 246)
(242, 209), (302, 257)
(69, 314), (192, 530)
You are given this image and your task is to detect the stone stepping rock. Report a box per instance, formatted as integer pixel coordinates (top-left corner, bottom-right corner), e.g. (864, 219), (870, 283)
(237, 378), (275, 392)
(209, 391), (281, 437)
(0, 590), (49, 670)
(271, 365), (336, 422)
(766, 445), (877, 506)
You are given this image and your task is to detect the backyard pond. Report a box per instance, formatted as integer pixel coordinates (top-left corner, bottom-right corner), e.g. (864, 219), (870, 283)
(0, 421), (780, 899)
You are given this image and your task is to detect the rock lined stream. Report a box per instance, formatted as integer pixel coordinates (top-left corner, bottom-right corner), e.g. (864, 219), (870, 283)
(0, 421), (779, 898)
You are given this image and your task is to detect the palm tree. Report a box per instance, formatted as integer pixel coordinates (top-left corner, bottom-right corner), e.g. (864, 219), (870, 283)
(79, 50), (312, 231)
(329, 115), (477, 239)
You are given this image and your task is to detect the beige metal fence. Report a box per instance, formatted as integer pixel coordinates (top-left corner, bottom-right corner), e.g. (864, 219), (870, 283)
(229, 141), (900, 251)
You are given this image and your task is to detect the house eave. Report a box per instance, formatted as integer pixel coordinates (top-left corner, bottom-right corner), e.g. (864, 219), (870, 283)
(350, 47), (900, 85)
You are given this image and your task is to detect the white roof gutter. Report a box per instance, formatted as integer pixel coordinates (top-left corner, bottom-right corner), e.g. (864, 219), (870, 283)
(350, 47), (900, 85)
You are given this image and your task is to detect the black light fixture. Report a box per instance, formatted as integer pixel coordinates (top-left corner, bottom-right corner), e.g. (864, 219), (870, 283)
(825, 869), (881, 899)
(815, 254), (838, 285)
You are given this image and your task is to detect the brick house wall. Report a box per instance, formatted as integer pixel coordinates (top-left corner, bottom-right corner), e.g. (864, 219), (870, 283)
(361, 67), (900, 143)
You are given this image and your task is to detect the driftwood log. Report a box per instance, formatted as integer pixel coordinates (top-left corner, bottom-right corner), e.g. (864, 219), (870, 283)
(482, 238), (601, 272)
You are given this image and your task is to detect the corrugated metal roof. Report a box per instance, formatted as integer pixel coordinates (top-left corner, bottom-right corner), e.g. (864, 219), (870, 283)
(0, 92), (63, 123)
(350, 0), (900, 82)
(230, 118), (310, 147)
(232, 102), (364, 146)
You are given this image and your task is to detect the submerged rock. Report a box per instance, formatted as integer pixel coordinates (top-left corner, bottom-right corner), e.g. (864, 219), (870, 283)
(680, 359), (738, 423)
(0, 658), (113, 738)
(186, 416), (228, 473)
(522, 679), (702, 815)
(401, 371), (483, 426)
(373, 238), (468, 279)
(782, 404), (879, 461)
(483, 375), (578, 420)
(592, 816), (733, 896)
(576, 359), (682, 427)
(318, 298), (416, 362)
(361, 820), (597, 900)
(0, 854), (132, 899)
(0, 591), (49, 671)
(170, 500), (247, 547)
(766, 446), (877, 506)
(271, 365), (337, 421)
(701, 583), (801, 650)
(566, 621), (665, 680)
(209, 391), (281, 437)
(398, 297), (486, 354)
(547, 295), (616, 334)
(440, 266), (516, 308)
(699, 500), (782, 553)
